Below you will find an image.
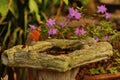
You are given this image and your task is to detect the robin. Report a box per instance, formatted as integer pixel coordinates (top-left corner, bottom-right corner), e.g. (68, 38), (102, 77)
(22, 27), (41, 50)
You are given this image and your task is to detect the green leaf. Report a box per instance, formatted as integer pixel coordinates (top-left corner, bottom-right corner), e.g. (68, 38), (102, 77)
(41, 0), (49, 11)
(0, 25), (6, 36)
(79, 0), (89, 6)
(38, 0), (42, 3)
(3, 21), (11, 47)
(29, 0), (41, 21)
(0, 0), (19, 19)
(98, 66), (106, 74)
(36, 14), (41, 22)
(9, 0), (19, 19)
(29, 0), (38, 13)
(90, 68), (99, 75)
(63, 0), (68, 5)
(108, 67), (118, 74)
(12, 27), (21, 45)
(54, 0), (60, 5)
(70, 35), (79, 39)
(0, 0), (9, 17)
(115, 58), (120, 64)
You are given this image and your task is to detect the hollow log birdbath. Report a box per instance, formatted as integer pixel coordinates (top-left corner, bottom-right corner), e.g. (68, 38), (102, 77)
(1, 38), (113, 80)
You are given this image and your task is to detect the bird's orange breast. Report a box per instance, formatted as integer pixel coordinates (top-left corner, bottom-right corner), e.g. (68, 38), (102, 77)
(29, 29), (40, 42)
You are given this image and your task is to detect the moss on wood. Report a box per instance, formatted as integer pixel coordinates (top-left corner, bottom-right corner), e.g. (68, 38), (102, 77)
(1, 38), (113, 72)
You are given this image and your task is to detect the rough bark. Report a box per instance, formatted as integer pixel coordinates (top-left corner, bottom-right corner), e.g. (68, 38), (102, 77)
(1, 38), (113, 72)
(14, 67), (79, 80)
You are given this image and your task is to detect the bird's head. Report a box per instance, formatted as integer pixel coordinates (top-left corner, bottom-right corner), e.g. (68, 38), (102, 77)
(37, 27), (41, 32)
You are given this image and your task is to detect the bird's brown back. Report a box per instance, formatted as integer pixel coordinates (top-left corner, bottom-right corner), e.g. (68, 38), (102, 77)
(22, 27), (41, 48)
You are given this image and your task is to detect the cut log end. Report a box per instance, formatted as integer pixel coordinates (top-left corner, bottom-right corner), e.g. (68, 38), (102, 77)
(2, 53), (8, 65)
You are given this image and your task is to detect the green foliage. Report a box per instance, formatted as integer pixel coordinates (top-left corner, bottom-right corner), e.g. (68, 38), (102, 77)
(0, 0), (18, 19)
(0, 0), (9, 17)
(115, 58), (120, 64)
(79, 0), (89, 6)
(90, 66), (106, 75)
(63, 0), (69, 5)
(100, 20), (114, 34)
(29, 0), (40, 21)
(0, 0), (71, 79)
(90, 66), (119, 74)
(108, 67), (118, 74)
(110, 32), (120, 41)
(12, 27), (23, 45)
(0, 0), (69, 50)
(54, 0), (60, 5)
(0, 0), (23, 49)
(86, 20), (115, 41)
(98, 66), (107, 74)
(9, 0), (19, 19)
(90, 68), (100, 75)
(0, 1), (119, 79)
(2, 21), (11, 47)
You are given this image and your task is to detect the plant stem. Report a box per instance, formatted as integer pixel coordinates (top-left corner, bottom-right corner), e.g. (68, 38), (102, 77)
(55, 0), (63, 19)
(24, 8), (28, 39)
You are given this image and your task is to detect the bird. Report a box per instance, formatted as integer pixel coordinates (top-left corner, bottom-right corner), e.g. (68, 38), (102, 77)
(22, 27), (41, 50)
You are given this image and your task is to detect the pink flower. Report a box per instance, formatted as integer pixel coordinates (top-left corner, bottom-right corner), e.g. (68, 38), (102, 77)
(75, 28), (86, 35)
(97, 5), (107, 13)
(29, 24), (36, 30)
(59, 22), (65, 27)
(80, 28), (86, 35)
(69, 8), (76, 17)
(75, 28), (80, 35)
(95, 37), (99, 42)
(104, 35), (109, 40)
(48, 28), (57, 35)
(68, 7), (82, 20)
(46, 19), (55, 27)
(105, 12), (111, 19)
(75, 12), (82, 20)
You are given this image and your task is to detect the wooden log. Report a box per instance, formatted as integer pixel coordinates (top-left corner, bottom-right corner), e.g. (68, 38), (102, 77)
(37, 68), (79, 80)
(14, 67), (79, 80)
(68, 42), (113, 68)
(46, 37), (96, 50)
(1, 38), (113, 80)
(1, 39), (113, 72)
